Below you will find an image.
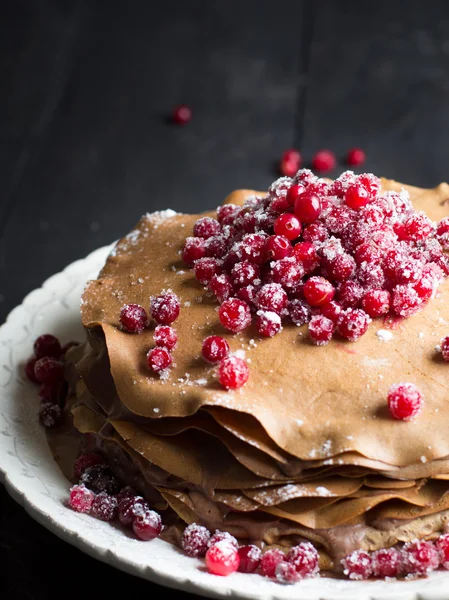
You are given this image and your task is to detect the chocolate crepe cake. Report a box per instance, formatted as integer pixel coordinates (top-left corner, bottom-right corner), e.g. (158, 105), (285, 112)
(64, 170), (449, 579)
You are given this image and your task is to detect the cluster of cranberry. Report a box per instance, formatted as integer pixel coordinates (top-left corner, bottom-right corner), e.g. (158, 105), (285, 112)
(69, 453), (162, 540)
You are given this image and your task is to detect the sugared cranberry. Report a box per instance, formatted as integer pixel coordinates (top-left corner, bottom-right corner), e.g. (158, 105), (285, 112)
(205, 541), (240, 576)
(132, 509), (162, 541)
(294, 190), (322, 223)
(209, 273), (234, 303)
(324, 253), (356, 282)
(346, 147), (366, 167)
(261, 548), (285, 578)
(288, 299), (311, 326)
(359, 204), (385, 228)
(74, 453), (105, 480)
(218, 298), (251, 333)
(345, 182), (371, 209)
(341, 550), (373, 580)
(231, 261), (260, 288)
(287, 542), (320, 578)
(209, 531), (239, 549)
(311, 149), (336, 172)
(25, 357), (39, 383)
(256, 310), (282, 337)
(256, 283), (288, 314)
(69, 484), (94, 514)
(90, 492), (118, 522)
(193, 217), (221, 240)
(361, 290), (390, 318)
(304, 277), (335, 307)
(308, 315), (334, 346)
(271, 257), (304, 288)
(319, 300), (343, 324)
(81, 464), (120, 495)
(270, 195), (291, 214)
(387, 383), (422, 421)
(354, 242), (381, 265)
(436, 217), (449, 249)
(118, 496), (149, 527)
(147, 347), (173, 372)
(154, 325), (177, 350)
(172, 104), (192, 125)
(61, 341), (79, 355)
(217, 204), (239, 226)
(273, 213), (302, 240)
(358, 262), (386, 290)
(402, 540), (439, 575)
(34, 334), (61, 359)
(275, 562), (300, 584)
(294, 168), (317, 186)
(436, 533), (449, 569)
(371, 547), (402, 578)
(218, 356), (249, 389)
(150, 292), (180, 325)
(120, 303), (148, 333)
(402, 212), (434, 241)
(205, 234), (229, 258)
(181, 523), (211, 557)
(331, 170), (356, 197)
(194, 257), (222, 285)
(302, 222), (329, 244)
(235, 233), (267, 265)
(264, 235), (292, 261)
(182, 236), (205, 265)
(442, 336), (449, 362)
(337, 308), (371, 341)
(238, 545), (261, 573)
(236, 284), (259, 307)
(39, 402), (62, 428)
(292, 242), (320, 273)
(392, 285), (422, 317)
(202, 335), (230, 363)
(337, 280), (364, 308)
(117, 486), (136, 503)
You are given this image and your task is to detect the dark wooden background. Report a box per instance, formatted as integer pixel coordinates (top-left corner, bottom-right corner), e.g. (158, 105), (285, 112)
(1, 1), (449, 597)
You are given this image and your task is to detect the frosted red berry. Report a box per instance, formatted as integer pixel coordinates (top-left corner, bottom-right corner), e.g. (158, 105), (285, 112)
(261, 548), (285, 578)
(209, 531), (239, 549)
(442, 336), (449, 362)
(150, 292), (180, 325)
(236, 284), (259, 307)
(117, 486), (136, 503)
(218, 298), (251, 333)
(337, 280), (364, 308)
(308, 315), (334, 346)
(346, 147), (366, 167)
(361, 290), (390, 318)
(271, 257), (304, 288)
(69, 484), (95, 514)
(372, 547), (402, 578)
(235, 233), (267, 265)
(304, 277), (335, 307)
(402, 540), (439, 575)
(238, 545), (261, 573)
(312, 149), (336, 172)
(217, 204), (239, 226)
(341, 550), (373, 580)
(205, 234), (228, 258)
(286, 184), (304, 208)
(275, 562), (300, 584)
(147, 347), (172, 372)
(182, 236), (205, 265)
(324, 253), (356, 282)
(388, 383), (422, 421)
(172, 104), (192, 125)
(264, 235), (292, 261)
(120, 303), (148, 333)
(34, 334), (61, 359)
(90, 492), (118, 522)
(294, 190), (322, 223)
(256, 310), (282, 337)
(194, 257), (222, 285)
(302, 222), (328, 244)
(181, 523), (211, 557)
(287, 542), (320, 578)
(154, 325), (177, 350)
(74, 453), (105, 480)
(402, 212), (434, 242)
(218, 356), (249, 389)
(437, 217), (449, 249)
(274, 213), (302, 240)
(193, 217), (221, 239)
(436, 533), (449, 569)
(205, 541), (240, 576)
(392, 285), (422, 317)
(319, 300), (343, 324)
(39, 402), (62, 428)
(256, 283), (288, 314)
(288, 299), (311, 326)
(25, 357), (39, 383)
(80, 465), (120, 495)
(345, 182), (371, 209)
(231, 261), (260, 288)
(202, 336), (230, 363)
(118, 496), (149, 527)
(132, 509), (162, 541)
(292, 242), (320, 273)
(337, 308), (371, 341)
(209, 273), (234, 303)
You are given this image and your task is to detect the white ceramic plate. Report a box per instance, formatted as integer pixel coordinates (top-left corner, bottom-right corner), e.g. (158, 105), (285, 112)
(1, 244), (449, 600)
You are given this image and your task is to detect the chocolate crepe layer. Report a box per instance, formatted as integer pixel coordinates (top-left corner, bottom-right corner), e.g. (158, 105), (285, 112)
(66, 179), (449, 568)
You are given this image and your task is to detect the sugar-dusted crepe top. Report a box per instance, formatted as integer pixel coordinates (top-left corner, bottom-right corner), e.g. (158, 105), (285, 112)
(80, 180), (449, 469)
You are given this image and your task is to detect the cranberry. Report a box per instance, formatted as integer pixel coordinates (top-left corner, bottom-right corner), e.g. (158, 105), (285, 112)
(273, 213), (302, 240)
(337, 308), (370, 341)
(442, 336), (449, 362)
(150, 292), (180, 325)
(286, 184), (304, 208)
(264, 235), (292, 261)
(308, 315), (334, 346)
(120, 303), (148, 333)
(34, 334), (61, 359)
(172, 104), (192, 125)
(346, 147), (366, 167)
(74, 453), (105, 480)
(181, 523), (211, 557)
(193, 217), (221, 239)
(118, 496), (149, 527)
(205, 541), (240, 576)
(354, 243), (382, 266)
(292, 242), (320, 273)
(209, 531), (239, 549)
(147, 347), (172, 372)
(341, 550), (373, 580)
(436, 217), (449, 249)
(281, 148), (301, 167)
(202, 336), (230, 363)
(256, 283), (288, 314)
(261, 548), (285, 578)
(361, 290), (390, 318)
(331, 170), (356, 197)
(324, 253), (356, 282)
(288, 299), (311, 326)
(39, 402), (62, 428)
(69, 484), (94, 514)
(256, 310), (282, 337)
(302, 223), (329, 244)
(217, 204), (239, 226)
(402, 213), (434, 241)
(193, 257), (222, 285)
(271, 257), (304, 288)
(392, 285), (422, 317)
(402, 540), (439, 575)
(294, 190), (322, 223)
(294, 168), (317, 186)
(218, 356), (249, 389)
(236, 284), (259, 307)
(287, 542), (320, 578)
(358, 204), (385, 228)
(279, 157), (299, 177)
(270, 195), (291, 214)
(90, 492), (118, 522)
(231, 261), (260, 288)
(235, 233), (267, 265)
(304, 277), (335, 307)
(311, 149), (336, 172)
(117, 486), (136, 503)
(209, 273), (234, 303)
(436, 533), (449, 569)
(153, 325), (177, 350)
(80, 465), (120, 495)
(337, 280), (364, 308)
(182, 236), (205, 265)
(345, 182), (371, 209)
(205, 234), (229, 258)
(388, 383), (422, 421)
(435, 253), (449, 276)
(275, 562), (300, 584)
(238, 545), (261, 573)
(61, 341), (79, 355)
(218, 298), (251, 333)
(25, 357), (39, 383)
(132, 509), (162, 541)
(319, 300), (343, 324)
(358, 262), (386, 290)
(371, 547), (402, 578)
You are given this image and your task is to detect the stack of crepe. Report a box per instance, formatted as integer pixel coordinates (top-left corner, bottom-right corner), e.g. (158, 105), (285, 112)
(66, 179), (449, 571)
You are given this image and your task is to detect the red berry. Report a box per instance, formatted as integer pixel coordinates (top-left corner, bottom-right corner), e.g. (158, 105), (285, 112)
(308, 315), (334, 346)
(275, 562), (300, 584)
(74, 453), (105, 480)
(205, 234), (229, 258)
(256, 310), (282, 337)
(442, 336), (449, 362)
(337, 308), (371, 341)
(118, 496), (149, 527)
(354, 242), (382, 265)
(358, 262), (386, 290)
(304, 277), (335, 307)
(294, 168), (317, 186)
(39, 402), (62, 428)
(294, 190), (322, 223)
(264, 235), (292, 261)
(117, 486), (136, 503)
(181, 523), (211, 557)
(402, 540), (439, 575)
(172, 104), (192, 125)
(402, 212), (434, 241)
(302, 222), (329, 244)
(205, 541), (240, 576)
(132, 509), (162, 541)
(361, 290), (390, 318)
(150, 292), (180, 325)
(231, 261), (260, 288)
(436, 533), (449, 569)
(324, 253), (356, 282)
(147, 347), (172, 372)
(238, 545), (261, 573)
(288, 299), (311, 326)
(25, 357), (39, 383)
(89, 492), (118, 521)
(337, 280), (364, 308)
(256, 283), (288, 314)
(281, 148), (301, 165)
(34, 334), (61, 359)
(287, 542), (320, 578)
(193, 217), (221, 239)
(279, 157), (299, 177)
(388, 383), (422, 421)
(235, 233), (267, 265)
(202, 336), (230, 363)
(311, 149), (336, 172)
(69, 484), (95, 513)
(217, 204), (239, 226)
(218, 298), (251, 333)
(182, 236), (205, 265)
(218, 356), (249, 389)
(345, 182), (371, 209)
(346, 147), (366, 167)
(120, 303), (148, 333)
(194, 257), (222, 285)
(372, 547), (402, 578)
(209, 273), (234, 303)
(236, 284), (259, 307)
(274, 213), (302, 240)
(153, 325), (177, 350)
(331, 170), (356, 197)
(271, 257), (304, 288)
(436, 217), (449, 249)
(342, 550), (373, 580)
(80, 465), (120, 495)
(292, 242), (320, 273)
(261, 548), (285, 578)
(392, 285), (422, 318)
(286, 184), (304, 209)
(209, 531), (239, 549)
(319, 301), (343, 324)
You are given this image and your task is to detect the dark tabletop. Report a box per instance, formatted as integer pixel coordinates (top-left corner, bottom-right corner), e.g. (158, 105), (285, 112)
(2, 1), (449, 597)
